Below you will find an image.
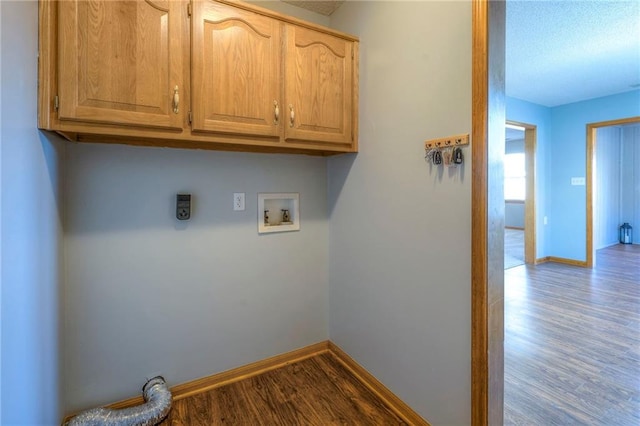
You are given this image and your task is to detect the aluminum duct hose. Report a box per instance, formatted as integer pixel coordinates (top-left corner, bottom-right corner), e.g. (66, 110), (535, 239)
(66, 376), (172, 426)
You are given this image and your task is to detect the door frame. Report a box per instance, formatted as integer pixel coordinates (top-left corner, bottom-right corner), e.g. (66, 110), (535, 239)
(471, 0), (505, 424)
(506, 121), (537, 264)
(586, 116), (640, 267)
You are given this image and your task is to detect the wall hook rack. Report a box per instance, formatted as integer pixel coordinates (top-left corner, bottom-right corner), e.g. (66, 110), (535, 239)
(424, 133), (470, 150)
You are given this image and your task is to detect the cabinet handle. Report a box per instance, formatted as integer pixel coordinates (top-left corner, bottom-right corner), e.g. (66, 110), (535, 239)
(274, 100), (280, 125)
(289, 104), (295, 127)
(173, 85), (179, 114)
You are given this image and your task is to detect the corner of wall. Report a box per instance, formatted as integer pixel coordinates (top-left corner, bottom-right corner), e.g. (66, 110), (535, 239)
(1, 1), (64, 423)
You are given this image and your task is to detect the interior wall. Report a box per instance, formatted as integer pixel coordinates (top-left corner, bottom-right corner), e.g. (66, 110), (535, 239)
(0, 1), (3, 420)
(328, 2), (472, 424)
(64, 144), (329, 413)
(62, 3), (331, 414)
(594, 127), (622, 248)
(1, 1), (64, 424)
(505, 138), (525, 228)
(621, 125), (640, 244)
(247, 0), (330, 25)
(506, 96), (550, 258)
(548, 90), (640, 260)
(505, 202), (525, 229)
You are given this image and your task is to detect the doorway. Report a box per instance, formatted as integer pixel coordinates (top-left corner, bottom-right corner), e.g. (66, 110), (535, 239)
(504, 121), (536, 268)
(587, 116), (640, 267)
(471, 1), (505, 424)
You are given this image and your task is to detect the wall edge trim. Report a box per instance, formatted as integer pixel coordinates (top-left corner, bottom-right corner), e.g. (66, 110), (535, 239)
(62, 341), (429, 425)
(328, 342), (431, 426)
(546, 256), (589, 267)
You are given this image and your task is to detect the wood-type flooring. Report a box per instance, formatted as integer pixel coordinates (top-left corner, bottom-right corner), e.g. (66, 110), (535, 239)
(504, 244), (640, 425)
(159, 351), (408, 425)
(156, 244), (638, 425)
(505, 228), (525, 269)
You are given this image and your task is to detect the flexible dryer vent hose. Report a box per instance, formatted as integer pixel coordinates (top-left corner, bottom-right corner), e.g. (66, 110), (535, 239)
(66, 376), (172, 426)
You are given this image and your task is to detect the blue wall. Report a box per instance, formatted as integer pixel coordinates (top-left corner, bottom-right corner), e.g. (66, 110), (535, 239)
(508, 90), (640, 261)
(549, 90), (640, 260)
(506, 97), (551, 259)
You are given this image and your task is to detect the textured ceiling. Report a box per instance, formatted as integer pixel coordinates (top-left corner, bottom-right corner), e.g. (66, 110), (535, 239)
(282, 1), (640, 108)
(506, 1), (640, 107)
(281, 1), (344, 16)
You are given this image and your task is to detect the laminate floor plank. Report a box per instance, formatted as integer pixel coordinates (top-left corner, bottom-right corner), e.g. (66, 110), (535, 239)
(313, 353), (407, 425)
(505, 244), (640, 425)
(160, 352), (407, 425)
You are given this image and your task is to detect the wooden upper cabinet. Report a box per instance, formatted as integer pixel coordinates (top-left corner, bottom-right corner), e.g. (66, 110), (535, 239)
(39, 0), (358, 155)
(284, 25), (354, 147)
(191, 1), (281, 138)
(57, 0), (185, 129)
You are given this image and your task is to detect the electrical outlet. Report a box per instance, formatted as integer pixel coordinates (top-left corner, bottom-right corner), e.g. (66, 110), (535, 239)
(233, 192), (245, 211)
(176, 194), (191, 220)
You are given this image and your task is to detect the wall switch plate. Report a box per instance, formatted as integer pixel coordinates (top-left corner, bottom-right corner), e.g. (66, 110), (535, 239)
(176, 194), (191, 220)
(233, 192), (245, 211)
(571, 177), (585, 186)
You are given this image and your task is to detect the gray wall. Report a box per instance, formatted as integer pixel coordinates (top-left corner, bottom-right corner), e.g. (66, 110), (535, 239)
(64, 145), (329, 412)
(328, 2), (472, 424)
(595, 126), (622, 249)
(247, 0), (330, 25)
(62, 3), (332, 414)
(621, 125), (640, 244)
(1, 1), (65, 424)
(0, 2), (3, 419)
(2, 1), (476, 423)
(505, 202), (525, 229)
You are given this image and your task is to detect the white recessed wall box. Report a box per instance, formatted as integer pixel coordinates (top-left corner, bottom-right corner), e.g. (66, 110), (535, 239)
(258, 193), (300, 234)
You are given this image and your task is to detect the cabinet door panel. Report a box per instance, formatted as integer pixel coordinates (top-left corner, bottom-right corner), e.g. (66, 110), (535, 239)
(58, 0), (184, 129)
(285, 25), (353, 145)
(192, 1), (281, 137)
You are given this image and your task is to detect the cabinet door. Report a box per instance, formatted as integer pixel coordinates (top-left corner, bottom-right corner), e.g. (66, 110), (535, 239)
(58, 0), (185, 129)
(191, 1), (281, 137)
(285, 25), (354, 146)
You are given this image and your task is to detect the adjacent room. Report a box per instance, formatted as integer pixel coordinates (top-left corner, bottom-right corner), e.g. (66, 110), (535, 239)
(504, 1), (640, 424)
(504, 124), (526, 270)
